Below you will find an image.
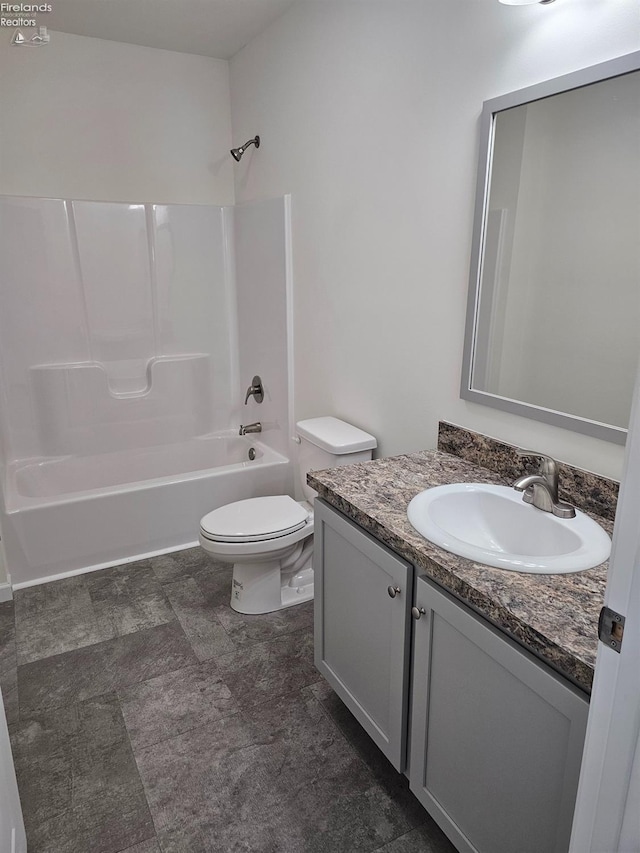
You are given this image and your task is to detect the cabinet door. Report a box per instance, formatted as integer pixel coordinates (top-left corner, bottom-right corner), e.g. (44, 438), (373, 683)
(409, 575), (589, 853)
(314, 499), (412, 771)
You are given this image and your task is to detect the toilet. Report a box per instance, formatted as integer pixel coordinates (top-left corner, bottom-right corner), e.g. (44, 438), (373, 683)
(199, 417), (376, 614)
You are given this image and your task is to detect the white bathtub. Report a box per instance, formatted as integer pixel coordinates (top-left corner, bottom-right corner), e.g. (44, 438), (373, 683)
(2, 433), (292, 587)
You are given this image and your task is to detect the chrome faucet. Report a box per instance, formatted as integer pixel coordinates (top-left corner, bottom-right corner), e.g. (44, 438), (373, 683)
(239, 422), (262, 436)
(513, 449), (576, 518)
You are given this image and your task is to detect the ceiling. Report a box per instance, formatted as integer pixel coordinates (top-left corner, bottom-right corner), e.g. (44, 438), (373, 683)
(44, 0), (298, 60)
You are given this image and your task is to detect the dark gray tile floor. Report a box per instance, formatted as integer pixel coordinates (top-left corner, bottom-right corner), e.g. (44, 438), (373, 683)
(1, 548), (457, 853)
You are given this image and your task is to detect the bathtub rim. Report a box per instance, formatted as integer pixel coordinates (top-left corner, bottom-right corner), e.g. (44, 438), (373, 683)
(4, 437), (290, 514)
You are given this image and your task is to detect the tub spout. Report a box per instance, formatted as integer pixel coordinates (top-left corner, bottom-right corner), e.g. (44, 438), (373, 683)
(239, 422), (262, 436)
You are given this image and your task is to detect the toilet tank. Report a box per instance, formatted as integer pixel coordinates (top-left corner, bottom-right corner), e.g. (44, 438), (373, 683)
(296, 416), (377, 503)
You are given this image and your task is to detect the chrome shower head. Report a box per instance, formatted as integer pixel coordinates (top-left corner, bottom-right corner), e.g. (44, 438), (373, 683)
(230, 135), (260, 162)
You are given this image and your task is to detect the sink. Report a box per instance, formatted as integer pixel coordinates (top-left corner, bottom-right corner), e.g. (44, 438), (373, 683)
(407, 483), (611, 574)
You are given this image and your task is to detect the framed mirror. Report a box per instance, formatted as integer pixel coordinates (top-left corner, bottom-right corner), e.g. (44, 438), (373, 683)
(461, 52), (640, 445)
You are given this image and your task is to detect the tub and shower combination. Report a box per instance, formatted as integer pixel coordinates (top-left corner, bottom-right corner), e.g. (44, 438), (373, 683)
(0, 194), (293, 587)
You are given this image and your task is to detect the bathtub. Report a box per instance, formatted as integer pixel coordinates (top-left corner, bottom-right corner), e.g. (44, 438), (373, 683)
(2, 433), (292, 587)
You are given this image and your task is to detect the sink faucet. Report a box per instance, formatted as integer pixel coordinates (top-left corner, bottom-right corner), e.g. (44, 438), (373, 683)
(513, 450), (576, 519)
(239, 422), (262, 436)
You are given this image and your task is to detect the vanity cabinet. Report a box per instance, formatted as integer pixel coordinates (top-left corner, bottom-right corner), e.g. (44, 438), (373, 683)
(314, 499), (590, 853)
(313, 499), (413, 771)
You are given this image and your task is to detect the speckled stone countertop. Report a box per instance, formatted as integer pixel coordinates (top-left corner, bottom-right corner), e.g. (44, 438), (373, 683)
(309, 450), (613, 694)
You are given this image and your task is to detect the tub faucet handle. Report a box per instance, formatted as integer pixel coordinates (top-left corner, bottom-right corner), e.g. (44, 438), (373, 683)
(244, 375), (264, 405)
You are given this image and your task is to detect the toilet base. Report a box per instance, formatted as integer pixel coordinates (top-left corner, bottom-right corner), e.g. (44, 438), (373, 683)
(230, 558), (314, 615)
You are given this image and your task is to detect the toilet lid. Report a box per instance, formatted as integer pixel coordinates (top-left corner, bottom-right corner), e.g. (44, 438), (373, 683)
(200, 495), (310, 543)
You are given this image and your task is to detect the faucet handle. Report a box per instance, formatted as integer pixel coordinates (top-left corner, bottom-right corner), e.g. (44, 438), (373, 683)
(515, 449), (558, 470)
(244, 375), (264, 405)
(515, 449), (559, 487)
(516, 448), (549, 459)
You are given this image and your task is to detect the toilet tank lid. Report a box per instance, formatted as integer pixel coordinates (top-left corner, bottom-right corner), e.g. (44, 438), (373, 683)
(296, 417), (377, 454)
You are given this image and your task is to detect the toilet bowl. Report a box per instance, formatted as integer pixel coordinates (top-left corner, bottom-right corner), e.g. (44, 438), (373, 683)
(199, 417), (376, 614)
(200, 495), (315, 614)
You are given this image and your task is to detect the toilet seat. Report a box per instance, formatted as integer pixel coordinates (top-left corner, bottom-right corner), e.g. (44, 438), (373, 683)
(200, 495), (310, 543)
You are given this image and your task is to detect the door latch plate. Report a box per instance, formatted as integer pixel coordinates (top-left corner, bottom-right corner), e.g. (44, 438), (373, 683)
(598, 606), (625, 653)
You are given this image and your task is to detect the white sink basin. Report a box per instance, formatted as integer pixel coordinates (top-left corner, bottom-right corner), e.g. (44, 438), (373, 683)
(407, 483), (611, 574)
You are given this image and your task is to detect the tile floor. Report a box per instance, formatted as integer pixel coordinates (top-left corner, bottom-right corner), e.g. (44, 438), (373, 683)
(0, 548), (456, 853)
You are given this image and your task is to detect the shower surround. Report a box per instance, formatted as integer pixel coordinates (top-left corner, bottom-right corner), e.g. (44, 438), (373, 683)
(0, 195), (293, 587)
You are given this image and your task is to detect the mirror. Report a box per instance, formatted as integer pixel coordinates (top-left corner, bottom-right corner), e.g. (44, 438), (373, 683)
(461, 52), (640, 445)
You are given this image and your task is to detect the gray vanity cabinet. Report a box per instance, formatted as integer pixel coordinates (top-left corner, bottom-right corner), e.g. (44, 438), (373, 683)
(313, 499), (413, 771)
(409, 575), (589, 853)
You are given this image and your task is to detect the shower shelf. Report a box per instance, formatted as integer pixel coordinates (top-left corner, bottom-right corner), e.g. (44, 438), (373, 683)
(30, 354), (214, 455)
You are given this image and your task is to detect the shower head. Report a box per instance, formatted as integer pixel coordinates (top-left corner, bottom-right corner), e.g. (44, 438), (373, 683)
(230, 135), (260, 162)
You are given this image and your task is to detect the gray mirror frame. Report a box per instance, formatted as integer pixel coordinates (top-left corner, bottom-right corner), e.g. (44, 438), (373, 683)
(461, 51), (640, 447)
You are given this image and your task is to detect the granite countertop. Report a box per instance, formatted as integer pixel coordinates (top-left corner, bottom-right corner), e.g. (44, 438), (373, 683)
(309, 449), (612, 694)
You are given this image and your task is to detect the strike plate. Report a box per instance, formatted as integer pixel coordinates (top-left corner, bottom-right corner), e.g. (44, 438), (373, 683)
(598, 606), (625, 653)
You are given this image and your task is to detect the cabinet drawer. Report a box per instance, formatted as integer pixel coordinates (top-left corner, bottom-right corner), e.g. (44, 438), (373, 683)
(314, 499), (413, 771)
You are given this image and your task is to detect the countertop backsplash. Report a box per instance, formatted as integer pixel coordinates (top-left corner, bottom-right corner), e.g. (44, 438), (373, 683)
(437, 422), (619, 522)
